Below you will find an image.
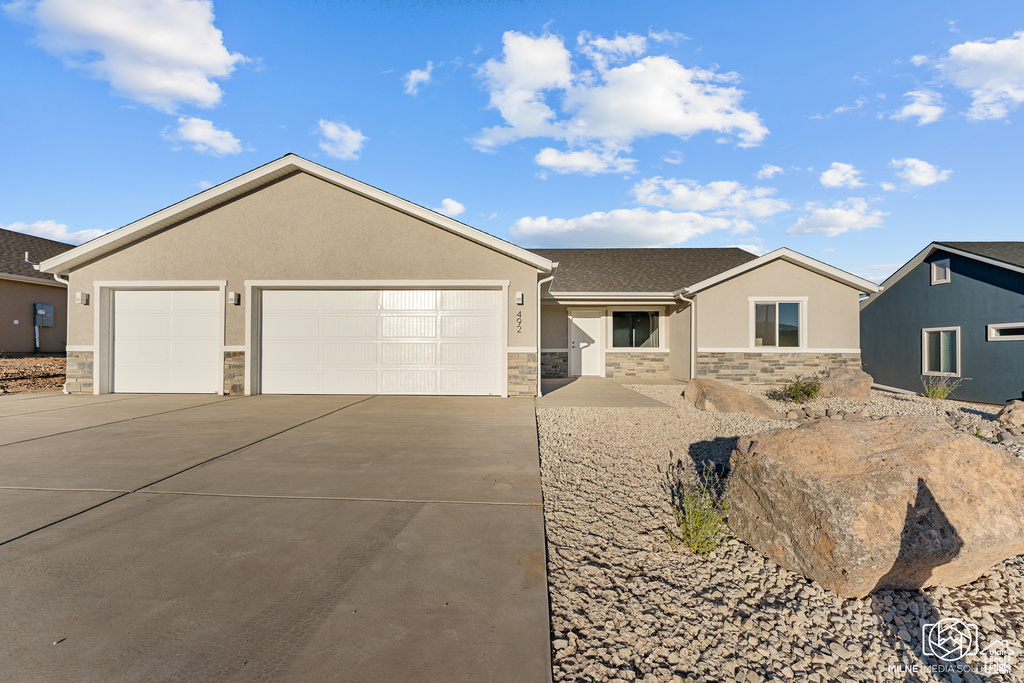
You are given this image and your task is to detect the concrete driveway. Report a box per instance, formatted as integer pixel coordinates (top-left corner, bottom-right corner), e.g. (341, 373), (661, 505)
(0, 393), (551, 682)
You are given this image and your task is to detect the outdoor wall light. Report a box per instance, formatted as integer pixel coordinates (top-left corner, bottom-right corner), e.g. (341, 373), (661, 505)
(227, 292), (241, 306)
(75, 292), (89, 305)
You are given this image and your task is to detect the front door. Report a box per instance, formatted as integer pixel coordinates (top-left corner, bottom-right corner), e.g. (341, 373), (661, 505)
(569, 310), (602, 376)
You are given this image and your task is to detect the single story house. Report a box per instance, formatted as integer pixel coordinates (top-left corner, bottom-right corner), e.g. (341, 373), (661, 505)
(39, 154), (877, 397)
(861, 241), (1024, 404)
(0, 228), (73, 353)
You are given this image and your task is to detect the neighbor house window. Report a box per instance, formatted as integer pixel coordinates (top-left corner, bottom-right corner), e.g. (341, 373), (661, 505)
(612, 311), (659, 347)
(922, 327), (960, 375)
(931, 259), (951, 285)
(988, 322), (1024, 341)
(754, 302), (801, 347)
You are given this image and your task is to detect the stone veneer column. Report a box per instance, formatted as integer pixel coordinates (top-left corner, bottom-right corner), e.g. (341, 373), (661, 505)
(540, 351), (569, 379)
(223, 351), (246, 395)
(604, 351), (670, 378)
(65, 350), (94, 394)
(507, 352), (538, 396)
(696, 351), (862, 384)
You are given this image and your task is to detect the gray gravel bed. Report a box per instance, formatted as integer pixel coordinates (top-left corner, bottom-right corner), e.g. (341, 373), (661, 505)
(539, 386), (1024, 682)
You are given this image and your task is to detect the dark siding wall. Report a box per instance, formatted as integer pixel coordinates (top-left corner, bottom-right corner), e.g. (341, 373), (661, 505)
(861, 251), (1024, 404)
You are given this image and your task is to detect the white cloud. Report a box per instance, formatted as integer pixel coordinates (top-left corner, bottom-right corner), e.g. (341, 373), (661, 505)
(727, 242), (768, 256)
(854, 263), (902, 283)
(833, 96), (868, 114)
(756, 164), (783, 179)
(5, 0), (245, 113)
(787, 198), (887, 236)
(820, 162), (865, 188)
(891, 89), (945, 125)
(938, 30), (1024, 120)
(880, 182), (896, 191)
(3, 219), (104, 245)
(535, 146), (636, 175)
(910, 54), (930, 66)
(473, 31), (767, 174)
(647, 29), (688, 44)
(162, 116), (242, 156)
(432, 198), (465, 217)
(316, 119), (367, 160)
(631, 177), (789, 218)
(890, 157), (952, 186)
(403, 60), (433, 96)
(510, 207), (741, 248)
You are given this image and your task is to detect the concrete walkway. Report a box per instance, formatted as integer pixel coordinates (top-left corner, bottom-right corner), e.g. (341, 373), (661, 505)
(0, 393), (551, 682)
(537, 377), (671, 408)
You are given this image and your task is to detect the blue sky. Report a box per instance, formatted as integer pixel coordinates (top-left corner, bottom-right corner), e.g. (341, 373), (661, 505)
(2, 1), (1022, 282)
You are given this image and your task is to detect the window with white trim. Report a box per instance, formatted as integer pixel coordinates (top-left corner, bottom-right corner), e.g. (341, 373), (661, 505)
(931, 259), (951, 285)
(988, 322), (1024, 341)
(922, 327), (960, 375)
(754, 301), (801, 348)
(612, 311), (659, 347)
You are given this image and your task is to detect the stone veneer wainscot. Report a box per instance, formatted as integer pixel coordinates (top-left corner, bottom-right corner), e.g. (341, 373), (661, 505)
(65, 350), (94, 394)
(541, 351), (568, 379)
(604, 351), (670, 378)
(223, 351), (245, 395)
(697, 351), (861, 384)
(507, 352), (538, 397)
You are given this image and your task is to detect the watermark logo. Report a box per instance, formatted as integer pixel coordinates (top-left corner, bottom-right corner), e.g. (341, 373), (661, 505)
(980, 640), (1017, 675)
(922, 619), (979, 661)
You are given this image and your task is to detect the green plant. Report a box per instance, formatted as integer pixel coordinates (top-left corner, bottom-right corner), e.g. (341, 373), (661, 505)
(665, 468), (732, 555)
(921, 374), (968, 400)
(766, 374), (822, 404)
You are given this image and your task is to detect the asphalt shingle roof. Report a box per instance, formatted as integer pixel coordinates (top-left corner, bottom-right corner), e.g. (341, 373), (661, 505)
(0, 228), (74, 282)
(532, 247), (758, 293)
(935, 241), (1024, 270)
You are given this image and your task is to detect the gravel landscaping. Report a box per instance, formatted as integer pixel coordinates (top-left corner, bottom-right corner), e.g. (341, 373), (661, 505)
(539, 385), (1024, 682)
(0, 354), (66, 394)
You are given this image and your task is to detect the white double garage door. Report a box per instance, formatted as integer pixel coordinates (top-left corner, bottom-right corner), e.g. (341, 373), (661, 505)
(112, 288), (505, 395)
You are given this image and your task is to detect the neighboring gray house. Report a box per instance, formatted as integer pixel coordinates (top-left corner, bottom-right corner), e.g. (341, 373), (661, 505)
(0, 228), (73, 353)
(38, 154), (878, 397)
(860, 242), (1024, 404)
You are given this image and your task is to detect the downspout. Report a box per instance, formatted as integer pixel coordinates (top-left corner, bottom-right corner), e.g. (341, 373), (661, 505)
(536, 270), (556, 397)
(51, 272), (71, 393)
(677, 291), (697, 380)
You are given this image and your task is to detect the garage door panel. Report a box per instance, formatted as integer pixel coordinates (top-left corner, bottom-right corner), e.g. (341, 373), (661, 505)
(113, 290), (220, 394)
(323, 315), (377, 338)
(263, 290), (318, 313)
(323, 342), (378, 366)
(261, 289), (503, 396)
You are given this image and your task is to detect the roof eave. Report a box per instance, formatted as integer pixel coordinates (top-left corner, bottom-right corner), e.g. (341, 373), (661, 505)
(39, 154), (553, 274)
(683, 248), (880, 295)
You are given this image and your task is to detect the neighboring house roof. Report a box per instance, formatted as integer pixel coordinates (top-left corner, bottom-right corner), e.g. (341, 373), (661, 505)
(40, 154), (554, 275)
(534, 247), (757, 296)
(0, 228), (73, 287)
(862, 241), (1024, 310)
(933, 241), (1024, 270)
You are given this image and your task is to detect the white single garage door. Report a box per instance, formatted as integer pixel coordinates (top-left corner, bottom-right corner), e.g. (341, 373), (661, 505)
(112, 290), (222, 393)
(260, 289), (503, 395)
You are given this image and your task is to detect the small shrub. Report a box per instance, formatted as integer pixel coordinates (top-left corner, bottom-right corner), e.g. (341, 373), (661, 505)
(665, 467), (731, 556)
(921, 375), (968, 400)
(766, 374), (822, 404)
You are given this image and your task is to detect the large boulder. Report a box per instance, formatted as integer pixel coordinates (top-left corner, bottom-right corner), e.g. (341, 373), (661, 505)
(995, 400), (1024, 426)
(818, 367), (873, 402)
(684, 378), (778, 420)
(729, 416), (1024, 598)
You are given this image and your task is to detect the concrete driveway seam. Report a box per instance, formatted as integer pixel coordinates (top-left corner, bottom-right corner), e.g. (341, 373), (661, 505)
(139, 489), (543, 506)
(0, 486), (129, 493)
(0, 393), (146, 417)
(0, 395), (379, 548)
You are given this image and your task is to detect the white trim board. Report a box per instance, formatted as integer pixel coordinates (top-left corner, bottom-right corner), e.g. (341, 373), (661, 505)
(242, 279), (509, 289)
(39, 154), (554, 275)
(0, 272), (67, 288)
(507, 346), (537, 353)
(698, 347), (861, 354)
(921, 326), (962, 377)
(987, 322), (1024, 341)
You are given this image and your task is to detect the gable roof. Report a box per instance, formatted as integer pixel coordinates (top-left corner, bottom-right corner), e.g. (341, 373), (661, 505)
(534, 248), (757, 295)
(862, 241), (1024, 310)
(934, 241), (1024, 270)
(39, 154), (553, 275)
(0, 228), (73, 287)
(681, 248), (880, 295)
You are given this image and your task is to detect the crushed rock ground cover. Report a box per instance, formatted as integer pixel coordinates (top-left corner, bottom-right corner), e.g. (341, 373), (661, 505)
(538, 385), (1024, 682)
(0, 355), (65, 394)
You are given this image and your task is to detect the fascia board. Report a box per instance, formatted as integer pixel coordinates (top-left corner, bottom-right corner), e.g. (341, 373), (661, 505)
(0, 272), (67, 288)
(40, 154), (553, 274)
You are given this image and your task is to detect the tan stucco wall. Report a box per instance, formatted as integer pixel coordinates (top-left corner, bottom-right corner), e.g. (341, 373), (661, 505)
(0, 279), (67, 353)
(694, 260), (861, 349)
(667, 303), (691, 380)
(540, 303), (568, 348)
(66, 172), (540, 347)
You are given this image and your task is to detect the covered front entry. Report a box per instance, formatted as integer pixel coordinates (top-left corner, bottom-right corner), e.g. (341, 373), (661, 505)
(568, 309), (603, 377)
(259, 288), (504, 395)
